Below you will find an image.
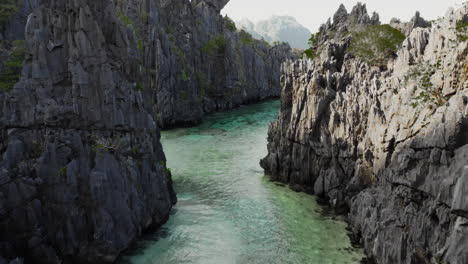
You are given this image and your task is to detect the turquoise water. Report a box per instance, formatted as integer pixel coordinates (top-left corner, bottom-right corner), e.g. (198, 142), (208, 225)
(119, 101), (364, 264)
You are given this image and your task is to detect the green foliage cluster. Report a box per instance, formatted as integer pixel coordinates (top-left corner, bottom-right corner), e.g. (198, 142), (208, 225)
(0, 0), (17, 29)
(134, 83), (143, 91)
(348, 24), (405, 67)
(137, 39), (144, 53)
(303, 32), (320, 59)
(203, 35), (226, 56)
(224, 15), (237, 32)
(239, 30), (254, 45)
(165, 167), (172, 177)
(455, 20), (468, 42)
(117, 12), (132, 26)
(181, 70), (188, 81)
(91, 143), (105, 153)
(0, 40), (25, 92)
(406, 60), (447, 108)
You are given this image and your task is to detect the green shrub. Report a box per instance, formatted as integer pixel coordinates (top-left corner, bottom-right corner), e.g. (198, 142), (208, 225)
(117, 11), (132, 26)
(0, 0), (17, 29)
(303, 32), (320, 59)
(224, 15), (236, 32)
(138, 39), (144, 53)
(165, 167), (172, 177)
(0, 40), (25, 92)
(203, 35), (226, 56)
(406, 60), (447, 108)
(307, 32), (320, 47)
(239, 30), (255, 45)
(348, 24), (405, 67)
(181, 70), (188, 81)
(303, 49), (317, 59)
(135, 83), (143, 91)
(455, 20), (468, 42)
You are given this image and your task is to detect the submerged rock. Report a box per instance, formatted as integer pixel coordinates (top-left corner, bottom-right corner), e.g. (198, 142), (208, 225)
(261, 3), (468, 263)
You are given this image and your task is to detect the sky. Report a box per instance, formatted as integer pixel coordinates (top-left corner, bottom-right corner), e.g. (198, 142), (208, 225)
(221, 0), (466, 32)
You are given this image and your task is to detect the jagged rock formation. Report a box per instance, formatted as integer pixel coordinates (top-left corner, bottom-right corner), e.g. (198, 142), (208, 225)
(261, 3), (468, 264)
(0, 0), (176, 263)
(236, 16), (312, 49)
(319, 3), (380, 36)
(390, 11), (432, 36)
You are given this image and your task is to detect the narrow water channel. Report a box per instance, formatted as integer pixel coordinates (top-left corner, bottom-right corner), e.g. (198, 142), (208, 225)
(119, 100), (364, 264)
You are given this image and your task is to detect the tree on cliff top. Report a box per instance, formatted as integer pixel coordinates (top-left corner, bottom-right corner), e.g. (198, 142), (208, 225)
(303, 32), (321, 59)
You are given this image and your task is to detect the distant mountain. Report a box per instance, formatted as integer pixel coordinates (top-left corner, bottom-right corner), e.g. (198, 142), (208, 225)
(236, 16), (311, 49)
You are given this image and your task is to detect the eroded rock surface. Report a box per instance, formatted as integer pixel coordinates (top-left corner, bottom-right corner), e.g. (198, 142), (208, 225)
(261, 4), (468, 263)
(0, 0), (176, 263)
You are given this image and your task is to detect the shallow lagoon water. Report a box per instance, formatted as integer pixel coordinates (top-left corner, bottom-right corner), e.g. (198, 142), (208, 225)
(119, 101), (364, 264)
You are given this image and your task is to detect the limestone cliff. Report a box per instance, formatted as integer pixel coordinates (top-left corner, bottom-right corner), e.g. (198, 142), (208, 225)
(150, 0), (293, 128)
(1, 0), (293, 129)
(0, 0), (291, 263)
(0, 0), (176, 263)
(261, 3), (468, 263)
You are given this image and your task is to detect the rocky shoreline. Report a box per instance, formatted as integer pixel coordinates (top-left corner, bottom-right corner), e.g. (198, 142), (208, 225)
(261, 3), (468, 263)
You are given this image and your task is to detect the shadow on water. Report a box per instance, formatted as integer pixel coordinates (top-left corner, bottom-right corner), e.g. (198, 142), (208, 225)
(118, 100), (364, 264)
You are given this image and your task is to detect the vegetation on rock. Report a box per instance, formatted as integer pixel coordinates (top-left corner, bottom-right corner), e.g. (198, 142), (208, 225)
(0, 0), (17, 29)
(303, 32), (320, 59)
(203, 35), (227, 56)
(239, 30), (255, 45)
(455, 20), (468, 42)
(406, 60), (447, 108)
(348, 24), (405, 67)
(0, 40), (25, 92)
(224, 15), (237, 32)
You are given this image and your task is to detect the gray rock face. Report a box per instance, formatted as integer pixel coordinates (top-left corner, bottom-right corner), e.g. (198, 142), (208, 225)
(261, 4), (468, 264)
(0, 0), (176, 263)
